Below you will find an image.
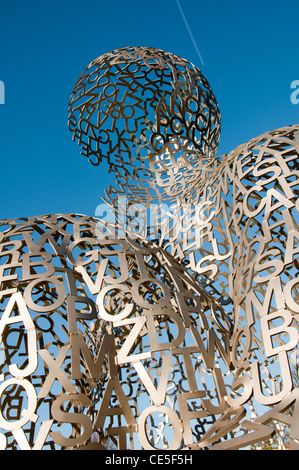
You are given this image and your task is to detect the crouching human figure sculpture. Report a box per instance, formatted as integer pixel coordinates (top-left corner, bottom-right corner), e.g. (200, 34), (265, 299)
(0, 46), (298, 450)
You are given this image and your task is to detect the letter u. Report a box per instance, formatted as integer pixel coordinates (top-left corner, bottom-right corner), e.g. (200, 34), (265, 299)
(251, 351), (293, 405)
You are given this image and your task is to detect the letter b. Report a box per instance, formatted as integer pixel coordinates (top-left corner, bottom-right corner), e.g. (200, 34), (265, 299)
(261, 309), (298, 357)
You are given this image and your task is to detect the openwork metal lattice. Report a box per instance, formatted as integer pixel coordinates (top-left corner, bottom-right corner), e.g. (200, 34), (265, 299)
(0, 216), (234, 450)
(68, 46), (221, 204)
(0, 46), (298, 450)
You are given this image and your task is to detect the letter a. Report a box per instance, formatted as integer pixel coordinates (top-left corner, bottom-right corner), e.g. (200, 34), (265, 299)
(0, 292), (37, 377)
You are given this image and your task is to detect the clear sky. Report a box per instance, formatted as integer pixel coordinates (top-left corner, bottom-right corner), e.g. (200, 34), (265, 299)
(0, 0), (298, 221)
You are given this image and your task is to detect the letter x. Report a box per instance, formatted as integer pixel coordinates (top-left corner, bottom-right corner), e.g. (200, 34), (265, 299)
(38, 345), (76, 399)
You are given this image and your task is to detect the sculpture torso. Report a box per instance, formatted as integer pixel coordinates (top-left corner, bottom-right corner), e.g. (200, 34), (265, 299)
(0, 213), (234, 450)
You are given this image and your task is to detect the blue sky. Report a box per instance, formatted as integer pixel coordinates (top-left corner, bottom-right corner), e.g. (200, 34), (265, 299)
(0, 0), (298, 221)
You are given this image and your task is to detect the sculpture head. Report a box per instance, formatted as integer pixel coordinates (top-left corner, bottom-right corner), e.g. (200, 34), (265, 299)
(68, 46), (221, 203)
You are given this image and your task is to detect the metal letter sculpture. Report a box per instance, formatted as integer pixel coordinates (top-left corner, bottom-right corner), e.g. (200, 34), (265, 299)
(0, 46), (298, 450)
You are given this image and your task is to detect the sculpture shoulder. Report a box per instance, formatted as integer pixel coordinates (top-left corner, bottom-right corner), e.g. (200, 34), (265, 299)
(0, 213), (100, 226)
(0, 213), (101, 242)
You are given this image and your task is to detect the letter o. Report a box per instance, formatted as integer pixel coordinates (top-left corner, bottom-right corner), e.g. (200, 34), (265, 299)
(24, 277), (65, 312)
(138, 405), (182, 450)
(97, 284), (134, 322)
(132, 278), (171, 309)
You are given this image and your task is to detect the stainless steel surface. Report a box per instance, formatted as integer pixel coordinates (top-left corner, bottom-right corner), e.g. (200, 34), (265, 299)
(0, 47), (298, 450)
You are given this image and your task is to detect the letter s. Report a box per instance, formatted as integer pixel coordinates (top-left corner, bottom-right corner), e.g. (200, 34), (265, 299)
(51, 393), (93, 447)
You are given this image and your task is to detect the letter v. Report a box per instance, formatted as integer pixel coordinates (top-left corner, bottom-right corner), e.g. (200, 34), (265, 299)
(133, 355), (172, 406)
(75, 258), (108, 294)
